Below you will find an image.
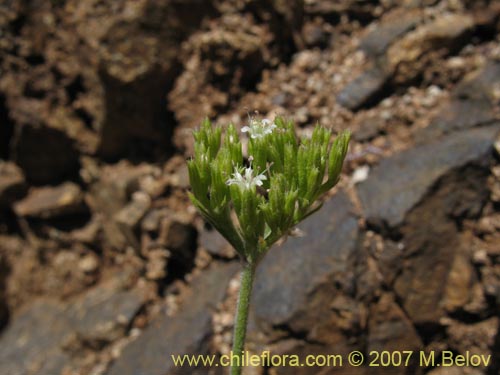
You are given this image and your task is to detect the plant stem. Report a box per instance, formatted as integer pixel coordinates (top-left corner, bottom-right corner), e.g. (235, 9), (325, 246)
(231, 261), (256, 375)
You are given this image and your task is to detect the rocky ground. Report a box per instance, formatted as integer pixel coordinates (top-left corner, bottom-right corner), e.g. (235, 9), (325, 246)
(0, 0), (500, 374)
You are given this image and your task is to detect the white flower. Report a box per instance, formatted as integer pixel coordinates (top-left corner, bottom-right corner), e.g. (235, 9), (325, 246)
(226, 166), (267, 190)
(241, 118), (277, 139)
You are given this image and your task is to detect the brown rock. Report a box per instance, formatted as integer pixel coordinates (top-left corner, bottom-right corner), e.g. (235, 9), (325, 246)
(446, 317), (498, 358)
(0, 254), (9, 331)
(13, 182), (85, 219)
(442, 252), (475, 313)
(0, 161), (26, 208)
(387, 14), (474, 84)
(394, 164), (490, 324)
(88, 162), (156, 250)
(141, 208), (170, 233)
(113, 191), (151, 250)
(145, 248), (170, 281)
(367, 294), (423, 374)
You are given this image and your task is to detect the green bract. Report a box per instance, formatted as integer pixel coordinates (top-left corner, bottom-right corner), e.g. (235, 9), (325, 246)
(188, 117), (350, 264)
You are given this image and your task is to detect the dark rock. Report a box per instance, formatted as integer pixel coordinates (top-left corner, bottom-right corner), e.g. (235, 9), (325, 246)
(360, 13), (421, 57)
(67, 281), (146, 344)
(106, 262), (239, 375)
(97, 68), (174, 159)
(0, 94), (14, 159)
(0, 161), (26, 208)
(367, 294), (422, 374)
(394, 165), (489, 324)
(11, 125), (80, 185)
(13, 182), (86, 219)
(357, 126), (500, 229)
(252, 191), (360, 334)
(0, 300), (73, 375)
(336, 67), (389, 111)
(159, 215), (198, 275)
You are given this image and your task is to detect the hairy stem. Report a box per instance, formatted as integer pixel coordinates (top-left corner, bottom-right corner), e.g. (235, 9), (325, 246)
(231, 261), (256, 375)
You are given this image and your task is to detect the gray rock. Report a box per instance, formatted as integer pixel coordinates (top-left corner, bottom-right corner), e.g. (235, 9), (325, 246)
(454, 60), (500, 102)
(0, 280), (145, 375)
(360, 13), (420, 57)
(418, 100), (496, 142)
(106, 262), (239, 375)
(357, 125), (500, 229)
(336, 67), (389, 110)
(355, 116), (385, 142)
(67, 281), (146, 343)
(198, 226), (236, 258)
(13, 182), (86, 219)
(252, 191), (360, 331)
(0, 300), (73, 375)
(0, 161), (26, 208)
(418, 61), (500, 141)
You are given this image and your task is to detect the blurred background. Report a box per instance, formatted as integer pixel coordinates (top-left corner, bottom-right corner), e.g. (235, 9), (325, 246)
(0, 0), (499, 374)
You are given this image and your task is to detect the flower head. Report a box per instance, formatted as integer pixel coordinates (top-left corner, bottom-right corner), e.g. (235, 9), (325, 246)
(241, 118), (277, 139)
(226, 165), (267, 190)
(188, 117), (350, 261)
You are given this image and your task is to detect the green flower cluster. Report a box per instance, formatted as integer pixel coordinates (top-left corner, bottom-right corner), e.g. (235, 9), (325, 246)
(188, 117), (350, 264)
